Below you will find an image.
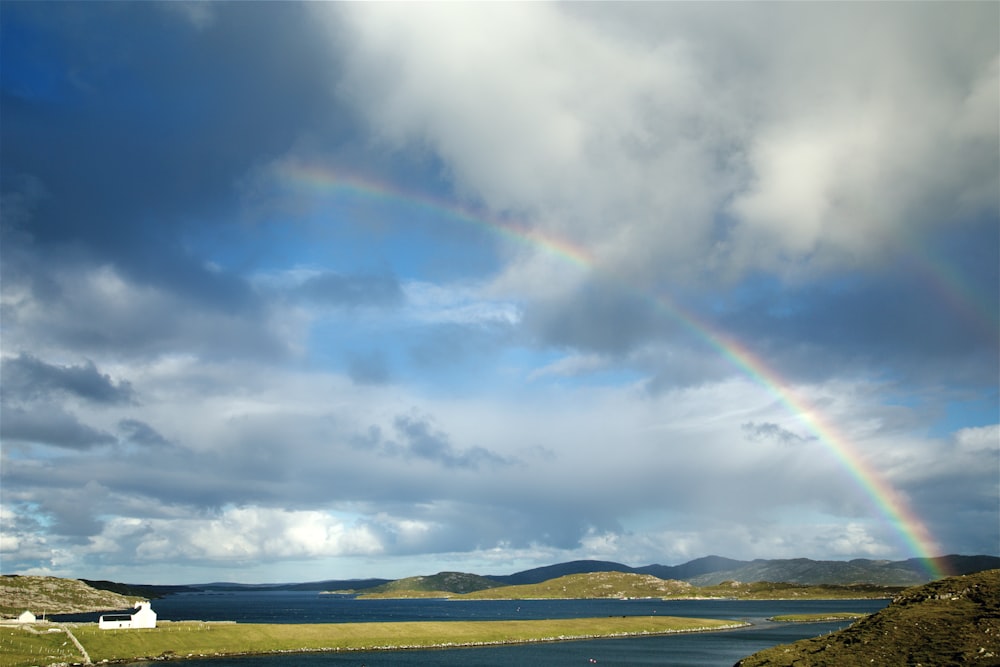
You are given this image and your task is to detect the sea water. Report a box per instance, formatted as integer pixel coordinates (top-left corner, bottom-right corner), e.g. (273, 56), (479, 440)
(56, 591), (888, 666)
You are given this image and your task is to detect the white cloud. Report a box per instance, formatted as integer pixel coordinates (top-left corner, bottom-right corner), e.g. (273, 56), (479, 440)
(116, 507), (383, 563)
(403, 280), (520, 328)
(320, 3), (997, 287)
(954, 424), (1000, 454)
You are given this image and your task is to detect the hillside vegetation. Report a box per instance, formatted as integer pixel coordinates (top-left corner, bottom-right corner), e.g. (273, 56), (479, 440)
(689, 556), (1000, 587)
(359, 571), (901, 601)
(488, 555), (1000, 588)
(460, 571), (696, 599)
(360, 571), (503, 597)
(736, 569), (1000, 666)
(0, 575), (140, 617)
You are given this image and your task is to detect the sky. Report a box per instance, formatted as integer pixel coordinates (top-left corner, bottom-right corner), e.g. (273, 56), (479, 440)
(1, 2), (997, 585)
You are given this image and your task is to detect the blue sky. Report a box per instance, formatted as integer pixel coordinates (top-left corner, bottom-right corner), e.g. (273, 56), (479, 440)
(1, 2), (997, 585)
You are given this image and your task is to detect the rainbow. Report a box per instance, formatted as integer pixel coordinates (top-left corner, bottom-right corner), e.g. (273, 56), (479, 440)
(899, 234), (999, 347)
(274, 158), (949, 580)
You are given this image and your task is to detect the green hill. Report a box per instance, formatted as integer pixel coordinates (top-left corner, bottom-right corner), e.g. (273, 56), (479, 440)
(688, 555), (1000, 586)
(367, 572), (899, 601)
(735, 569), (1000, 666)
(360, 571), (503, 597)
(462, 572), (697, 599)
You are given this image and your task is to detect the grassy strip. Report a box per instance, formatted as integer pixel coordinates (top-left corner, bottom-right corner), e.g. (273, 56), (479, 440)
(3, 616), (739, 665)
(768, 612), (869, 622)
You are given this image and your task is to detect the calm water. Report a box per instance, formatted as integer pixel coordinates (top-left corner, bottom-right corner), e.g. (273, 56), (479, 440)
(56, 591), (889, 666)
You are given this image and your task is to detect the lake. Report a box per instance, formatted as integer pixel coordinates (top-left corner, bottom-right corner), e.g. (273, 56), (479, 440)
(55, 591), (889, 666)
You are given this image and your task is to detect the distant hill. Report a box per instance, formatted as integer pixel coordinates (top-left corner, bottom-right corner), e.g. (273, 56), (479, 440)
(635, 555), (749, 580)
(464, 571), (696, 599)
(82, 579), (200, 599)
(735, 569), (1000, 666)
(488, 559), (637, 586)
(488, 554), (1000, 589)
(688, 555), (1000, 586)
(362, 571), (503, 596)
(19, 554), (996, 601)
(191, 578), (391, 592)
(368, 571), (900, 601)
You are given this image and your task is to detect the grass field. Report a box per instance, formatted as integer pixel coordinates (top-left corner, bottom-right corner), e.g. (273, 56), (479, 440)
(0, 626), (83, 667)
(0, 616), (745, 666)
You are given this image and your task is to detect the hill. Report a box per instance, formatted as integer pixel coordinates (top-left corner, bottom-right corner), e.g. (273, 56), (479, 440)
(406, 572), (899, 601)
(82, 579), (200, 599)
(489, 554), (1000, 590)
(462, 571), (695, 599)
(190, 578), (391, 592)
(360, 571), (504, 596)
(689, 555), (1000, 586)
(488, 559), (639, 586)
(0, 575), (141, 616)
(735, 569), (1000, 666)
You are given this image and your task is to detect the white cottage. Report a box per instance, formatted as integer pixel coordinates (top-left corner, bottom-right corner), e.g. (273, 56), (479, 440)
(17, 610), (36, 623)
(99, 601), (156, 630)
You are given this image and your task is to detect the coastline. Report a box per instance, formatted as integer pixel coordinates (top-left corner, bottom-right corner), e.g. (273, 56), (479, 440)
(4, 616), (748, 666)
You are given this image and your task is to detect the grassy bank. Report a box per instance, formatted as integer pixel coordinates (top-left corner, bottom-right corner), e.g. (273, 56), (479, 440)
(768, 612), (869, 622)
(1, 616), (744, 666)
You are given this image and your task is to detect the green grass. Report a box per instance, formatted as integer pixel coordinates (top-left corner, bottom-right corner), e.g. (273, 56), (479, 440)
(768, 612), (869, 622)
(358, 589), (456, 599)
(0, 616), (744, 666)
(0, 626), (84, 667)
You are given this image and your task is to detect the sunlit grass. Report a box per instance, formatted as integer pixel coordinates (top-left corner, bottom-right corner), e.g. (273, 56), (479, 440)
(769, 612), (869, 622)
(1, 616), (744, 666)
(0, 626), (83, 667)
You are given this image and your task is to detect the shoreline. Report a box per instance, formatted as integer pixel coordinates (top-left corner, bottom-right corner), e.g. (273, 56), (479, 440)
(122, 621), (752, 664)
(5, 617), (749, 666)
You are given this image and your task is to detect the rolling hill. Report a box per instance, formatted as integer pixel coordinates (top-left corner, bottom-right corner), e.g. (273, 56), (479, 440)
(359, 571), (503, 596)
(735, 568), (1000, 666)
(363, 571), (902, 601)
(1, 575), (142, 616)
(489, 555), (1000, 589)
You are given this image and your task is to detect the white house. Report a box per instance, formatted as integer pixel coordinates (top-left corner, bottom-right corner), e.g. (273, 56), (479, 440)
(99, 601), (156, 630)
(16, 610), (36, 623)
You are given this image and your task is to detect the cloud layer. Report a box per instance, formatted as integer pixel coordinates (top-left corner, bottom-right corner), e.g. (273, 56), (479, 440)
(1, 2), (996, 583)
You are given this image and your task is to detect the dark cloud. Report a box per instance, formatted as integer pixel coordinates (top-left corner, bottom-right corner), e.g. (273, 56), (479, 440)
(1, 353), (135, 404)
(742, 421), (809, 447)
(0, 1), (346, 316)
(0, 255), (292, 361)
(709, 221), (1000, 388)
(0, 404), (115, 449)
(523, 279), (670, 355)
(389, 414), (514, 469)
(118, 419), (171, 448)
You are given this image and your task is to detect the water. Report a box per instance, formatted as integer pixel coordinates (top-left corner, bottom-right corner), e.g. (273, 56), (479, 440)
(55, 591), (888, 666)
